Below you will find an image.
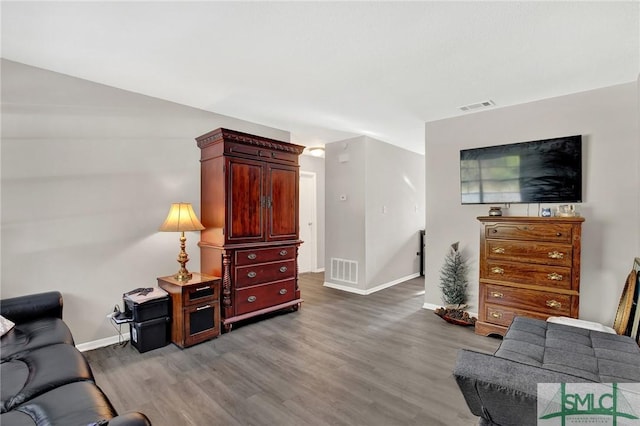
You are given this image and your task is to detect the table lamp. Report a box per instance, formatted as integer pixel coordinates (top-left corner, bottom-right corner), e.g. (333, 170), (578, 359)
(159, 202), (205, 281)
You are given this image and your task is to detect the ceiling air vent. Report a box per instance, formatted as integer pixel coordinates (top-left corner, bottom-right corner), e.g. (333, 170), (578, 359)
(459, 100), (495, 112)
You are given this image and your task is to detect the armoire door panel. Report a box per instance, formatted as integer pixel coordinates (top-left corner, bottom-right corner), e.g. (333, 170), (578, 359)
(267, 165), (298, 241)
(227, 158), (265, 243)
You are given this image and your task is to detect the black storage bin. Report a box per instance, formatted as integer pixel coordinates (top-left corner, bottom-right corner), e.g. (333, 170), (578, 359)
(125, 296), (169, 322)
(129, 316), (170, 353)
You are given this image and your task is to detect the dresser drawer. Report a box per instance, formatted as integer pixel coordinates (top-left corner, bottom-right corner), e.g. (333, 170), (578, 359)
(235, 246), (296, 266)
(486, 240), (572, 267)
(235, 259), (296, 288)
(184, 280), (220, 307)
(484, 284), (571, 316)
(485, 222), (573, 243)
(235, 280), (296, 315)
(484, 260), (572, 290)
(483, 303), (551, 327)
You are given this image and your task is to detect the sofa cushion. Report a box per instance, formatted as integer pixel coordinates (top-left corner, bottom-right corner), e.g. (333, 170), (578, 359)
(0, 381), (118, 426)
(0, 318), (74, 360)
(495, 316), (640, 382)
(1, 343), (95, 412)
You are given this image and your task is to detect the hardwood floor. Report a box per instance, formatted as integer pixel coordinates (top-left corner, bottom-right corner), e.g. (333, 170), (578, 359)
(84, 273), (501, 426)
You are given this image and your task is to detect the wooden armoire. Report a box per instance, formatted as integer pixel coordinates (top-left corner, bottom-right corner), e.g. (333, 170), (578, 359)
(195, 128), (305, 331)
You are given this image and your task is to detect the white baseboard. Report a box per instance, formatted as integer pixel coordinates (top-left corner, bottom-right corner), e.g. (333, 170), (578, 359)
(312, 267), (325, 273)
(76, 332), (130, 353)
(324, 272), (420, 295)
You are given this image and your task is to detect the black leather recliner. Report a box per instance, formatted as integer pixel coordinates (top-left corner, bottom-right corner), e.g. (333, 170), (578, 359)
(1, 291), (151, 426)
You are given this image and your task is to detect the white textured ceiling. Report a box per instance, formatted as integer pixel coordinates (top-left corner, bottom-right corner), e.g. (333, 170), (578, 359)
(2, 1), (639, 154)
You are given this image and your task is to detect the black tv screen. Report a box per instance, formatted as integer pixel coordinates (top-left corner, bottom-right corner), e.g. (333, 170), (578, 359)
(460, 135), (582, 204)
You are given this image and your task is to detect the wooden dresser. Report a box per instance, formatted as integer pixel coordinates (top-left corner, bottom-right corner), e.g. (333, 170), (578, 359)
(196, 128), (304, 332)
(475, 216), (585, 337)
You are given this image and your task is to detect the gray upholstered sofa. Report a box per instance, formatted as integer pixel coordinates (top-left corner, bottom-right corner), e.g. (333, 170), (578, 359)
(453, 316), (640, 426)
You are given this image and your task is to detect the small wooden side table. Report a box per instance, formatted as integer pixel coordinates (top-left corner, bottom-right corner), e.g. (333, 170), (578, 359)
(157, 272), (221, 348)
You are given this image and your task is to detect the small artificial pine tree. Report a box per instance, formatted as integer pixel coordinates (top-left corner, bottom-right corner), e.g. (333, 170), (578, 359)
(439, 242), (468, 308)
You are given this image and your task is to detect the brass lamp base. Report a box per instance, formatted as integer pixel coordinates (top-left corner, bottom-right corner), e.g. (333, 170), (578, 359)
(173, 271), (193, 282)
(173, 231), (193, 282)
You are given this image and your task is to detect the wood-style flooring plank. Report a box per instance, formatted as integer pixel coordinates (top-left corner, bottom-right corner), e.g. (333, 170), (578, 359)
(84, 273), (501, 426)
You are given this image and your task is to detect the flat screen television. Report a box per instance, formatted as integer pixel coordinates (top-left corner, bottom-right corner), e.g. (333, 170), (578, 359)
(460, 135), (582, 204)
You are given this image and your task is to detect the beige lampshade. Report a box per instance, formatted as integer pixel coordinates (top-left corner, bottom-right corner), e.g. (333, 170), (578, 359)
(159, 203), (205, 232)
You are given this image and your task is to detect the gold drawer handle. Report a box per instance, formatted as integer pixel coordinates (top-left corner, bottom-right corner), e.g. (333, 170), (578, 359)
(279, 250), (288, 256)
(491, 267), (504, 275)
(247, 253), (257, 260)
(279, 289), (288, 295)
(195, 286), (210, 291)
(548, 251), (564, 259)
(492, 247), (505, 254)
(490, 311), (503, 319)
(546, 300), (562, 309)
(547, 272), (563, 281)
(490, 291), (504, 298)
(247, 296), (257, 303)
(247, 271), (257, 278)
(279, 266), (288, 273)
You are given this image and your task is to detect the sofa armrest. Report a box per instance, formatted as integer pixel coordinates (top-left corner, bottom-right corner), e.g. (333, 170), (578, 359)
(453, 349), (595, 426)
(0, 291), (63, 323)
(105, 412), (152, 426)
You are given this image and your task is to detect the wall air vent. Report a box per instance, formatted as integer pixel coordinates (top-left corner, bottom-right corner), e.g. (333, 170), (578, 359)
(459, 100), (495, 112)
(330, 258), (358, 284)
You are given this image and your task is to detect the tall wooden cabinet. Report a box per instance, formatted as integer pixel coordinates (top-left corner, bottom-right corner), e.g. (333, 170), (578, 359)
(475, 216), (585, 337)
(196, 128), (305, 331)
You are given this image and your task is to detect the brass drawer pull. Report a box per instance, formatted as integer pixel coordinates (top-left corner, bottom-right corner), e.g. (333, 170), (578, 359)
(547, 272), (563, 281)
(490, 311), (503, 319)
(279, 266), (288, 273)
(491, 267), (504, 275)
(247, 253), (257, 260)
(490, 291), (504, 298)
(247, 271), (257, 278)
(247, 296), (257, 303)
(492, 247), (505, 254)
(279, 250), (288, 256)
(546, 300), (562, 309)
(195, 286), (210, 291)
(548, 251), (564, 259)
(196, 304), (211, 311)
(279, 289), (288, 295)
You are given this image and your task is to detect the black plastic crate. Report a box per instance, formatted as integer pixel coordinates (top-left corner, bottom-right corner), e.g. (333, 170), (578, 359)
(124, 296), (169, 322)
(129, 316), (170, 353)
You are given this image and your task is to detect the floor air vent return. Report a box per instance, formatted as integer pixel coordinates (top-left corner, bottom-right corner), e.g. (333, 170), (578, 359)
(331, 258), (358, 284)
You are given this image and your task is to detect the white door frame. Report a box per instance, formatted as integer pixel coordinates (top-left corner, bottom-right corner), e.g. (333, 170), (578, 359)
(299, 171), (318, 273)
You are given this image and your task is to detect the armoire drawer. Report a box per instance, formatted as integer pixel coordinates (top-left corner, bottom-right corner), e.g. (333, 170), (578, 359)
(235, 259), (296, 288)
(485, 240), (573, 267)
(225, 142), (299, 165)
(485, 222), (573, 243)
(483, 304), (551, 327)
(235, 280), (296, 315)
(235, 246), (296, 266)
(483, 260), (572, 290)
(484, 284), (571, 316)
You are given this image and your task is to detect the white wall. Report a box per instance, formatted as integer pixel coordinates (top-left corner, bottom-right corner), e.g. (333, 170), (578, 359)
(365, 138), (425, 288)
(1, 60), (289, 345)
(424, 82), (640, 326)
(325, 136), (425, 292)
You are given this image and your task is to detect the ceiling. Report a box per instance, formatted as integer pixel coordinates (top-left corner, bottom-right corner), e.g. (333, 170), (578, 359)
(2, 1), (639, 154)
